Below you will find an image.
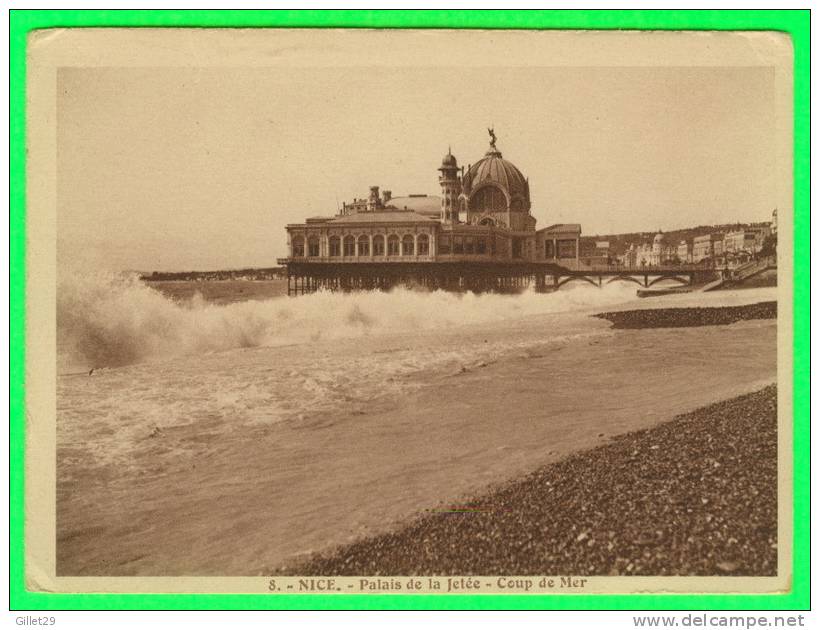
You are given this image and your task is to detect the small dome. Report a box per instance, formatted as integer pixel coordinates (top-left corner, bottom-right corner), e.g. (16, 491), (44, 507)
(441, 151), (457, 168)
(653, 232), (665, 244)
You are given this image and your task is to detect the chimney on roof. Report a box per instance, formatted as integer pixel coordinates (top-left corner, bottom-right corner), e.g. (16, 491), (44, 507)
(368, 186), (380, 211)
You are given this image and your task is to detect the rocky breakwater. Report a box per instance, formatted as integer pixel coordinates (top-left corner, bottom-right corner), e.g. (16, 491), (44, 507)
(594, 302), (776, 329)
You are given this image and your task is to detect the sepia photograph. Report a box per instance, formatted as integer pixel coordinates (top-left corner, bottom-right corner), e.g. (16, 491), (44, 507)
(20, 24), (798, 600)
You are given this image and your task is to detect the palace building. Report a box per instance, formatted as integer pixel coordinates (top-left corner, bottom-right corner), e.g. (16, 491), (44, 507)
(282, 130), (582, 268)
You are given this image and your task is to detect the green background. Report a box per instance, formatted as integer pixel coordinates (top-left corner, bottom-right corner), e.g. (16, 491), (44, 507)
(9, 9), (810, 611)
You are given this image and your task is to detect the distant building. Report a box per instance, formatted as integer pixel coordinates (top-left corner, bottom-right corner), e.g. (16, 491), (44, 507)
(745, 225), (772, 251)
(713, 238), (725, 258)
(620, 244), (637, 267)
(580, 240), (613, 266)
(724, 230), (760, 255)
(676, 239), (692, 264)
(771, 208), (777, 236)
(692, 233), (724, 263)
(621, 232), (677, 267)
(654, 233), (679, 265)
(283, 130), (582, 267)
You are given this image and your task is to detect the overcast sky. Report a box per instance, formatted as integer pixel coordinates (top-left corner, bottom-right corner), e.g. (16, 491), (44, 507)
(58, 65), (776, 271)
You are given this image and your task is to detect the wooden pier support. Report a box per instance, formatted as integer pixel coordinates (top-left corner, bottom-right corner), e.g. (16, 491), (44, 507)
(283, 262), (717, 296)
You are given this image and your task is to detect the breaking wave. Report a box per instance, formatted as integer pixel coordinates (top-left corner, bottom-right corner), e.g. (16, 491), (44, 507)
(57, 270), (638, 369)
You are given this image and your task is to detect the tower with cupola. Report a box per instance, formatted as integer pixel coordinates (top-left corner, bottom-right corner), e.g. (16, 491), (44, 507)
(438, 148), (461, 224)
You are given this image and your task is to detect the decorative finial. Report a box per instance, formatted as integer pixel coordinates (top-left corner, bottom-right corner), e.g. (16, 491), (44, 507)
(487, 127), (497, 150)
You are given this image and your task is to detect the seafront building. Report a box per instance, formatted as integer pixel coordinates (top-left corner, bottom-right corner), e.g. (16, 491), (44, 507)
(620, 221), (776, 268)
(677, 240), (692, 264)
(723, 230), (759, 256)
(692, 233), (724, 263)
(619, 232), (678, 267)
(745, 225), (773, 250)
(283, 131), (582, 268)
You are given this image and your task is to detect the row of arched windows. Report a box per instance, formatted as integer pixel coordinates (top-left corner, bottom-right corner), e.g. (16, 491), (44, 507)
(292, 234), (430, 257)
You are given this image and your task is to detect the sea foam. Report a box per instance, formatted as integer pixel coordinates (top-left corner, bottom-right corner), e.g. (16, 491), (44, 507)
(57, 270), (639, 369)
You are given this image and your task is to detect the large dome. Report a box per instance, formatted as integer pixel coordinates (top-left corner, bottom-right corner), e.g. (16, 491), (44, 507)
(463, 146), (530, 211)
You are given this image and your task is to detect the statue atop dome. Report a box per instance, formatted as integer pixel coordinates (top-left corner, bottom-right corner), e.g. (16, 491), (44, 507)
(454, 128), (534, 230)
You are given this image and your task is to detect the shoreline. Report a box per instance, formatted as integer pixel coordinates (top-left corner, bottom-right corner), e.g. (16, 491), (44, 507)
(290, 386), (777, 577)
(57, 299), (778, 576)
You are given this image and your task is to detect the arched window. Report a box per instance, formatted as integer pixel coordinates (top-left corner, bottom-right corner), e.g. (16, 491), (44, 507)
(387, 235), (400, 256)
(329, 236), (341, 257)
(357, 235), (370, 256)
(372, 234), (385, 256)
(402, 235), (415, 256)
(417, 234), (429, 256)
(469, 185), (507, 212)
(307, 237), (320, 257)
(291, 235), (305, 257)
(343, 235), (356, 256)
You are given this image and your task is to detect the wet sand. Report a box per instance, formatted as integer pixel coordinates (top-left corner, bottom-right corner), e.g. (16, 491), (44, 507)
(57, 305), (776, 576)
(295, 386), (777, 576)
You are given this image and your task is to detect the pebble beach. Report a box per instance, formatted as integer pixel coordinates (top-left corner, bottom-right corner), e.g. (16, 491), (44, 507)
(294, 385), (777, 577)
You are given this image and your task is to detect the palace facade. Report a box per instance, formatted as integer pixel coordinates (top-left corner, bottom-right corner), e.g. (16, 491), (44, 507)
(282, 131), (582, 268)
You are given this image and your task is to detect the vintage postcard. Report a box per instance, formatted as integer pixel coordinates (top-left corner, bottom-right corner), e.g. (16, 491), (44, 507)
(24, 27), (794, 597)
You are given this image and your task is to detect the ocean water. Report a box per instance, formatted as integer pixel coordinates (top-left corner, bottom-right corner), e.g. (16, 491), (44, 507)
(56, 272), (646, 477)
(56, 272), (778, 575)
